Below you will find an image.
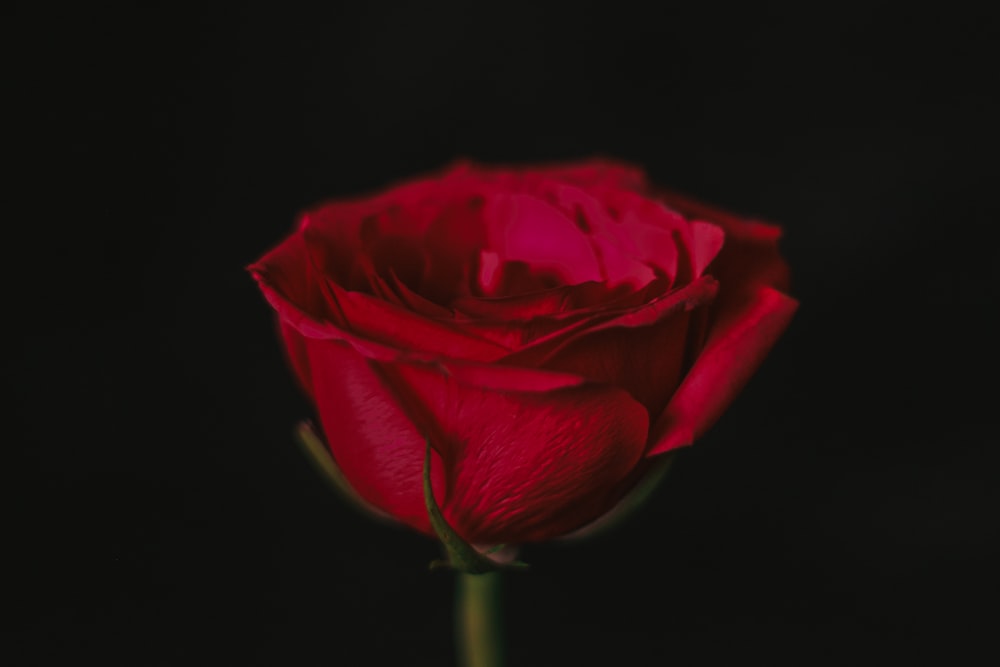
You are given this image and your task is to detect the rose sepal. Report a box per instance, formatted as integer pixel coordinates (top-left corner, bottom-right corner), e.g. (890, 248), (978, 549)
(424, 441), (529, 574)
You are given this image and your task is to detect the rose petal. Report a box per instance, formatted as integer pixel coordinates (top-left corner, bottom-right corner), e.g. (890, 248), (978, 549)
(357, 260), (407, 308)
(597, 188), (694, 284)
(383, 269), (455, 319)
(302, 336), (448, 536)
(656, 188), (784, 246)
(656, 189), (790, 289)
(251, 270), (499, 366)
(689, 221), (726, 278)
(420, 195), (490, 302)
(250, 231), (510, 362)
(483, 193), (603, 291)
(454, 281), (610, 320)
(332, 280), (509, 359)
(647, 286), (799, 456)
(448, 281), (638, 349)
(504, 275), (718, 370)
(249, 229), (346, 327)
(441, 359), (590, 393)
(522, 277), (718, 416)
(709, 226), (791, 302)
(535, 310), (692, 419)
(603, 218), (680, 284)
(541, 182), (659, 289)
(377, 360), (650, 544)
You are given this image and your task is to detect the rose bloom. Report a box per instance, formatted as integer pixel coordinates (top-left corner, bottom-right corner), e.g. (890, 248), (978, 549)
(250, 160), (797, 546)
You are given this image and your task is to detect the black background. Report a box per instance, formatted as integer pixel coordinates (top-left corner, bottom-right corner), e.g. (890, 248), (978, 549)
(14, 2), (1000, 664)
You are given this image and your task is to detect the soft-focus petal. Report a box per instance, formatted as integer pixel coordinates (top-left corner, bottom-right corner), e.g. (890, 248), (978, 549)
(689, 221), (726, 278)
(656, 188), (783, 245)
(460, 158), (648, 192)
(483, 193), (603, 291)
(657, 188), (789, 293)
(522, 159), (648, 191)
(598, 189), (694, 284)
(419, 195), (491, 302)
(541, 182), (658, 289)
(647, 286), (799, 456)
(614, 219), (680, 284)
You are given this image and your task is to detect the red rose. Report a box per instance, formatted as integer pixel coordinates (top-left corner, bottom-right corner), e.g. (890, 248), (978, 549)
(250, 160), (797, 546)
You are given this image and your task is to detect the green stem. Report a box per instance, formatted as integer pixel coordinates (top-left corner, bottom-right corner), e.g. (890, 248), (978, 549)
(455, 572), (504, 667)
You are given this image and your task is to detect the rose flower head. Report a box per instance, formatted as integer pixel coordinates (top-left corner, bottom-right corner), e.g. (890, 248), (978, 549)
(250, 159), (797, 551)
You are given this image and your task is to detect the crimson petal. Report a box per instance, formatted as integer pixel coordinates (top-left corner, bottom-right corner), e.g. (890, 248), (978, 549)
(504, 275), (718, 371)
(302, 337), (448, 536)
(647, 286), (799, 456)
(376, 360), (650, 544)
(250, 231), (510, 362)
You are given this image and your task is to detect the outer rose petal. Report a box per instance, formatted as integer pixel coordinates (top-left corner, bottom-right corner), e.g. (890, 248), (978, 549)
(254, 274), (500, 366)
(375, 360), (650, 544)
(647, 286), (799, 456)
(656, 189), (782, 245)
(250, 231), (510, 362)
(249, 228), (344, 327)
(302, 336), (448, 535)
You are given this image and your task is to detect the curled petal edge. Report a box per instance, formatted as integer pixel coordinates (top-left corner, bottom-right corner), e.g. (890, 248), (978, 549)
(646, 286), (799, 457)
